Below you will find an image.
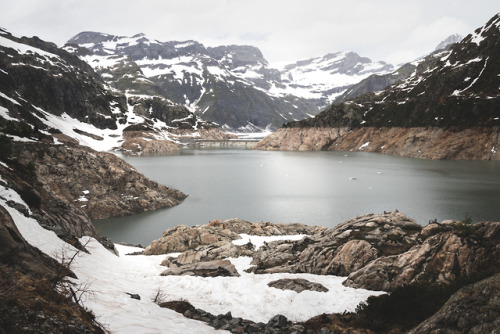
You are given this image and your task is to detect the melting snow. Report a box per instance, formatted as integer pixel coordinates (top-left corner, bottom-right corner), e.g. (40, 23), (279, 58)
(358, 142), (370, 150)
(1, 188), (385, 333)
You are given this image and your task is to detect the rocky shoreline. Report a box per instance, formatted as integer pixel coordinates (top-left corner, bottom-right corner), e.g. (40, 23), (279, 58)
(143, 213), (500, 333)
(253, 126), (500, 160)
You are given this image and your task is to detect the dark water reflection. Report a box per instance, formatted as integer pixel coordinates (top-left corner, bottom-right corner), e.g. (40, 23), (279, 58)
(93, 150), (500, 245)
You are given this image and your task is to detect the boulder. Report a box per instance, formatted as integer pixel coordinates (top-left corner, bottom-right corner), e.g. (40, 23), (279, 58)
(160, 259), (240, 277)
(144, 225), (241, 255)
(407, 273), (500, 334)
(145, 218), (324, 255)
(344, 221), (500, 291)
(247, 211), (500, 293)
(161, 241), (254, 267)
(268, 279), (329, 293)
(249, 211), (421, 275)
(208, 218), (326, 236)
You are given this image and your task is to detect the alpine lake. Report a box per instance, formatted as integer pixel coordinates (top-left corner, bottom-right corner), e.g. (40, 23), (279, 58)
(93, 147), (500, 246)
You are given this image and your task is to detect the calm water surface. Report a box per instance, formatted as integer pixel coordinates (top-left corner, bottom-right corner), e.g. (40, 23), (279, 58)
(93, 150), (500, 245)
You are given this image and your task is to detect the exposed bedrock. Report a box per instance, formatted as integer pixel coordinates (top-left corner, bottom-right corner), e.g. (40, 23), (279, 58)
(254, 126), (500, 160)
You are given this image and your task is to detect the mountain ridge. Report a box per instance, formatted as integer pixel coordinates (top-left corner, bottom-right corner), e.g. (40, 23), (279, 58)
(254, 13), (500, 160)
(0, 28), (233, 154)
(65, 32), (395, 131)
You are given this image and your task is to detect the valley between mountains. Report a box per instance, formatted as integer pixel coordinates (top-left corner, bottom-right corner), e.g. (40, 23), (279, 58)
(0, 11), (500, 334)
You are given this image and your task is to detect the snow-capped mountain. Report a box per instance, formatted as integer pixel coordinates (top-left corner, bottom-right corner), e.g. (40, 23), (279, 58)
(0, 29), (230, 154)
(277, 52), (394, 109)
(284, 13), (500, 129)
(65, 32), (394, 131)
(256, 13), (500, 160)
(65, 32), (319, 132)
(331, 34), (465, 105)
(434, 34), (464, 51)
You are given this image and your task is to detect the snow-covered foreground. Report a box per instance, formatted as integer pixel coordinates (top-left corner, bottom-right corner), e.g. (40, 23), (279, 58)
(4, 198), (384, 333)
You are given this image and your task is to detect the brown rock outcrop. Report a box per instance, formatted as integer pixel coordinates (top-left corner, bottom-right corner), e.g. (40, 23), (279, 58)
(344, 221), (500, 291)
(161, 241), (255, 267)
(144, 218), (325, 255)
(248, 211), (500, 292)
(160, 259), (240, 277)
(143, 224), (241, 255)
(15, 142), (187, 220)
(254, 126), (500, 160)
(249, 211), (422, 276)
(208, 218), (327, 236)
(121, 131), (181, 154)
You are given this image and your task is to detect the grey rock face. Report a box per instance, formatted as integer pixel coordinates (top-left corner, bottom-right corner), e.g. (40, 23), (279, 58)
(268, 278), (329, 293)
(143, 224), (241, 255)
(248, 211), (500, 292)
(161, 259), (240, 277)
(144, 218), (325, 255)
(161, 241), (255, 267)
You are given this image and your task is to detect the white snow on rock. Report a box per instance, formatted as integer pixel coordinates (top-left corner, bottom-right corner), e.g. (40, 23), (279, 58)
(1, 188), (386, 332)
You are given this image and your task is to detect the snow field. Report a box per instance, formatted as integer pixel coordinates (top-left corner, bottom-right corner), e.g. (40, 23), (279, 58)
(2, 181), (384, 333)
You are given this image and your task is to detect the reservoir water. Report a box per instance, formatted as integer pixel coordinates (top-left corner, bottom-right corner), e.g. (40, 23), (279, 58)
(93, 149), (500, 245)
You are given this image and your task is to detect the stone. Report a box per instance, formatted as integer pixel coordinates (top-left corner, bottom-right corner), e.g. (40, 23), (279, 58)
(160, 259), (240, 277)
(344, 221), (500, 291)
(145, 218), (325, 255)
(15, 142), (187, 221)
(125, 293), (141, 300)
(407, 273), (500, 334)
(144, 225), (241, 255)
(249, 211), (422, 276)
(268, 279), (329, 293)
(161, 241), (254, 267)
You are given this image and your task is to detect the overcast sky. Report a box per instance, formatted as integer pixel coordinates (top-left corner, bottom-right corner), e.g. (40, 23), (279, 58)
(1, 0), (498, 66)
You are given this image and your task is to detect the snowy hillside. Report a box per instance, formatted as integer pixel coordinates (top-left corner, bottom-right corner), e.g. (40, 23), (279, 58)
(65, 32), (319, 132)
(277, 52), (394, 109)
(65, 32), (395, 131)
(0, 183), (383, 333)
(0, 29), (229, 154)
(284, 13), (500, 129)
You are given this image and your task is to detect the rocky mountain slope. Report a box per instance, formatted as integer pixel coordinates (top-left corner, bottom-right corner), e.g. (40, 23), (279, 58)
(65, 32), (394, 131)
(255, 14), (500, 160)
(0, 28), (231, 155)
(332, 34), (463, 105)
(64, 32), (317, 132)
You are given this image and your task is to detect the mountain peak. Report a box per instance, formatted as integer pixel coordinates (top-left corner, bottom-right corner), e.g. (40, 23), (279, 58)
(434, 34), (463, 51)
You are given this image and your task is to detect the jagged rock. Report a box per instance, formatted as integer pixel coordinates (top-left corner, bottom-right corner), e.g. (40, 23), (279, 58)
(161, 300), (296, 333)
(344, 221), (500, 291)
(161, 241), (255, 267)
(144, 225), (241, 255)
(160, 259), (240, 277)
(268, 278), (329, 293)
(246, 211), (500, 293)
(249, 211), (421, 275)
(407, 273), (500, 334)
(125, 293), (141, 300)
(208, 218), (326, 236)
(0, 205), (73, 279)
(144, 218), (324, 255)
(15, 142), (186, 221)
(0, 205), (106, 333)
